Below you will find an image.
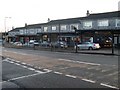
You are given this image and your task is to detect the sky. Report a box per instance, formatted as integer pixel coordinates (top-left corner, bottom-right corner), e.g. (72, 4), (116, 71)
(0, 0), (120, 32)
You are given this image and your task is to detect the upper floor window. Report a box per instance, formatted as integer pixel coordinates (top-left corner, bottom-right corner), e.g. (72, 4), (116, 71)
(43, 27), (48, 32)
(37, 28), (42, 33)
(52, 26), (57, 30)
(60, 25), (67, 30)
(20, 29), (24, 35)
(70, 24), (79, 31)
(98, 20), (109, 26)
(116, 19), (120, 27)
(29, 29), (35, 34)
(83, 21), (92, 29)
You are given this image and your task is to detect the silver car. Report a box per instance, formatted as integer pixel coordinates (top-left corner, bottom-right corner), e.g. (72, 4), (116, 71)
(75, 42), (100, 50)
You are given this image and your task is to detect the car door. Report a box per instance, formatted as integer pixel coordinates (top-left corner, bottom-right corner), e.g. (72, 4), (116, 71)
(80, 42), (85, 49)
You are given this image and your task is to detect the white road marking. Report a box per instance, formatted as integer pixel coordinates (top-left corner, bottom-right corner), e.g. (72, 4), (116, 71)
(54, 72), (63, 75)
(107, 72), (118, 76)
(58, 59), (101, 66)
(35, 70), (47, 74)
(43, 69), (52, 73)
(21, 65), (27, 68)
(15, 60), (20, 63)
(22, 62), (27, 65)
(8, 61), (14, 64)
(82, 79), (95, 83)
(27, 68), (35, 71)
(100, 83), (119, 89)
(65, 74), (77, 78)
(7, 73), (41, 81)
(14, 63), (20, 66)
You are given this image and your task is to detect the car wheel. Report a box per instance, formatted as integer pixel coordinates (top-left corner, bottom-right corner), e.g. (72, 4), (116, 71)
(89, 47), (93, 50)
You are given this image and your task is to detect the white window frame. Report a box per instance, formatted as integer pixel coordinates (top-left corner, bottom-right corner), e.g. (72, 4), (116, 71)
(43, 27), (48, 32)
(116, 19), (120, 27)
(83, 21), (92, 29)
(20, 29), (24, 35)
(29, 29), (35, 34)
(98, 20), (109, 26)
(60, 25), (67, 30)
(52, 26), (57, 31)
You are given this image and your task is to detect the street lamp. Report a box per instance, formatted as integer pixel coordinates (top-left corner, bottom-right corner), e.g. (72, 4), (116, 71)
(72, 26), (78, 53)
(4, 17), (11, 42)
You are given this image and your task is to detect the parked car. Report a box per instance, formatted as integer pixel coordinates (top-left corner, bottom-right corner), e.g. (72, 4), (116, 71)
(74, 42), (100, 50)
(0, 39), (3, 46)
(13, 42), (23, 46)
(51, 41), (68, 48)
(40, 41), (50, 47)
(29, 40), (40, 47)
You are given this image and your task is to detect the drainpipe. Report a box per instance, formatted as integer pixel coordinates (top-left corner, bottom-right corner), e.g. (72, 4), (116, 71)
(112, 31), (114, 55)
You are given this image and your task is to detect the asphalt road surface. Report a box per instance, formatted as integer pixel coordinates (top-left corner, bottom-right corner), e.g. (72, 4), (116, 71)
(1, 47), (119, 89)
(2, 58), (110, 89)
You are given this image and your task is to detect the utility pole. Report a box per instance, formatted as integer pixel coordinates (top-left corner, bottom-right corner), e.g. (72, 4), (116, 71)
(4, 17), (11, 42)
(73, 26), (78, 53)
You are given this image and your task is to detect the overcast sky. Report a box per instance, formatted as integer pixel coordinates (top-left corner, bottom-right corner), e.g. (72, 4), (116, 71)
(0, 0), (120, 32)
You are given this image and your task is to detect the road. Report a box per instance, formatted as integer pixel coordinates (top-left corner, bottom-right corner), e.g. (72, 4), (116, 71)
(1, 47), (119, 89)
(2, 58), (108, 89)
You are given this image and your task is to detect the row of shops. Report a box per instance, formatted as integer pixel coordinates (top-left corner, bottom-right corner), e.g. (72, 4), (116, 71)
(8, 11), (120, 48)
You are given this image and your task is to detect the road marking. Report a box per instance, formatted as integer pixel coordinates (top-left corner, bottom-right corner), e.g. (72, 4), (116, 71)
(100, 83), (119, 89)
(21, 65), (27, 68)
(15, 60), (20, 63)
(27, 68), (35, 71)
(65, 74), (77, 79)
(82, 79), (95, 83)
(54, 72), (63, 75)
(35, 70), (47, 74)
(43, 69), (52, 72)
(7, 73), (41, 81)
(107, 72), (118, 76)
(22, 62), (27, 65)
(58, 59), (101, 66)
(14, 63), (20, 66)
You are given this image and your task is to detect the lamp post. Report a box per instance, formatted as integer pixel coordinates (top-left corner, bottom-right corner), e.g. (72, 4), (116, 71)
(4, 17), (11, 42)
(72, 26), (78, 53)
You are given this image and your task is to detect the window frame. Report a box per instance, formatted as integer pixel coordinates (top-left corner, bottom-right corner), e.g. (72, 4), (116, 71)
(116, 19), (120, 27)
(97, 19), (109, 27)
(83, 21), (92, 29)
(43, 26), (48, 32)
(60, 25), (67, 30)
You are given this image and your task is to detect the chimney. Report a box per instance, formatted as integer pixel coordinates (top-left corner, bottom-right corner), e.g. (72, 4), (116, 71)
(48, 18), (50, 22)
(25, 23), (27, 27)
(12, 26), (14, 30)
(86, 10), (90, 16)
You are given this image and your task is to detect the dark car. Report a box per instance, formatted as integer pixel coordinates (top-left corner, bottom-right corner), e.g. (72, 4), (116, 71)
(40, 41), (50, 47)
(51, 41), (68, 48)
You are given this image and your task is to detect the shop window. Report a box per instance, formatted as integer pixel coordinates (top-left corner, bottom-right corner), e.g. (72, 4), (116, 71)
(98, 20), (109, 26)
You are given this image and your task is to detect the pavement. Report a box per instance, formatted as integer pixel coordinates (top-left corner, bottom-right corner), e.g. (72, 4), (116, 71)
(3, 42), (120, 56)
